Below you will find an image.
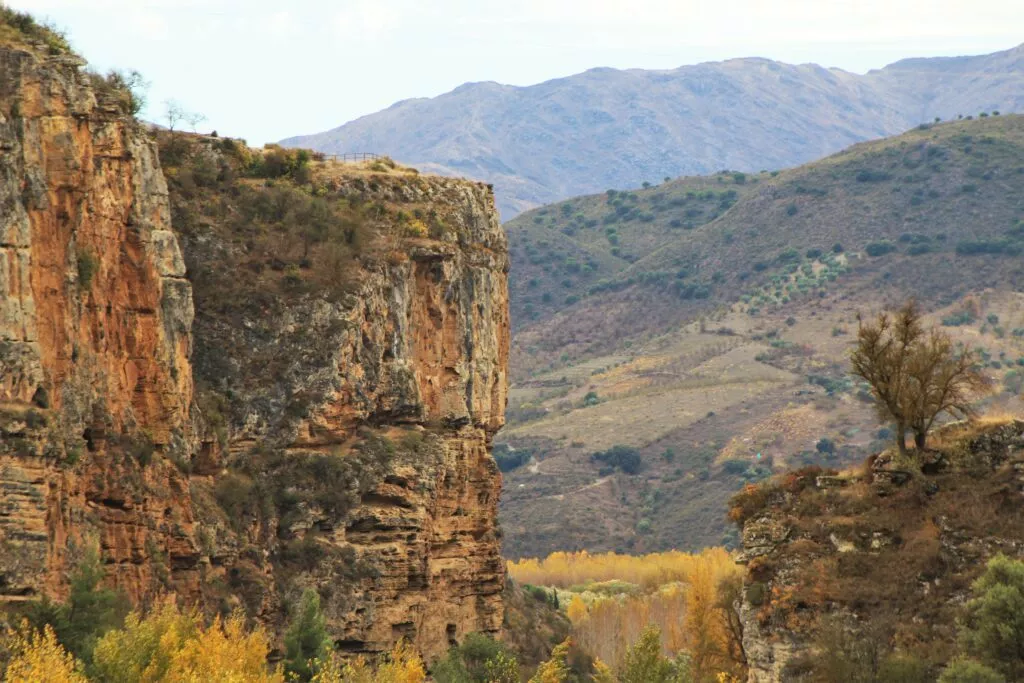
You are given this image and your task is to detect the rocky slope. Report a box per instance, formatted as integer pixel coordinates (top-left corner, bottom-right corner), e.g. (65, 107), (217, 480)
(0, 31), (509, 662)
(282, 44), (1024, 218)
(733, 419), (1024, 681)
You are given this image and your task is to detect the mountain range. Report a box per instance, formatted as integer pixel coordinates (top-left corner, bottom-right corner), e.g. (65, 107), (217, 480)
(282, 44), (1024, 218)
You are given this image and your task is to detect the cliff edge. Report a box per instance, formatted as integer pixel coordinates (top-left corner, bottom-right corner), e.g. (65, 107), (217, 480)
(0, 30), (509, 662)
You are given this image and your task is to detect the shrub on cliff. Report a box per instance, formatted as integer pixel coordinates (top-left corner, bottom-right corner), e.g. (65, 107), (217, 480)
(956, 555), (1024, 680)
(0, 6), (71, 54)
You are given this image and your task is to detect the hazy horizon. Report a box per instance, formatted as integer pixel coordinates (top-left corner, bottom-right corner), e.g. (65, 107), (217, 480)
(10, 0), (1023, 145)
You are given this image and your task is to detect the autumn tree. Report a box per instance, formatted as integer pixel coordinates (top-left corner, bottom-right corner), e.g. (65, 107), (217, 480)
(851, 300), (987, 454)
(530, 639), (571, 683)
(618, 626), (676, 683)
(312, 641), (426, 683)
(3, 624), (87, 683)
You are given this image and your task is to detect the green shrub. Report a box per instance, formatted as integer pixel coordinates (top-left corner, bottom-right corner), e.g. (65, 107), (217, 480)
(865, 241), (896, 257)
(433, 632), (519, 683)
(956, 240), (1022, 256)
(939, 658), (1006, 683)
(0, 6), (71, 54)
(856, 169), (892, 182)
(22, 545), (130, 663)
(591, 445), (642, 474)
(76, 248), (99, 289)
(493, 444), (530, 472)
(284, 589), (332, 681)
(957, 555), (1024, 679)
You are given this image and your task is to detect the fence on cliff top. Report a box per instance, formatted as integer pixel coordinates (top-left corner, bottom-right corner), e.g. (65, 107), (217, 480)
(322, 152), (381, 163)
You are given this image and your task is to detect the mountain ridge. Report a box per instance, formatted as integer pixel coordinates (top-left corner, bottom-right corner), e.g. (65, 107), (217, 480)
(282, 43), (1024, 218)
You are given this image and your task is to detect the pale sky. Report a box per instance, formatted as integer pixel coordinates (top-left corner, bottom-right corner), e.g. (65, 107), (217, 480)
(11, 0), (1024, 145)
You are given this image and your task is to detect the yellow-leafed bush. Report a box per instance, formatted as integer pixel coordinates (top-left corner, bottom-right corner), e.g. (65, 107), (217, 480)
(311, 640), (426, 683)
(3, 623), (87, 683)
(89, 599), (282, 683)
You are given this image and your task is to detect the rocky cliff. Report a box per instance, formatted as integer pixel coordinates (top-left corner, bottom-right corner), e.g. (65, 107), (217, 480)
(733, 419), (1024, 681)
(0, 32), (509, 662)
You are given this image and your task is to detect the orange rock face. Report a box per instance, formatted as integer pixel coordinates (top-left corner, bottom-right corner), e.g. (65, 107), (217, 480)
(0, 44), (198, 605)
(0, 42), (509, 662)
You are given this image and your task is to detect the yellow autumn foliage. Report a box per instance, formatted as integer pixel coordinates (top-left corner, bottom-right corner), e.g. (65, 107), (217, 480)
(311, 640), (426, 683)
(512, 548), (745, 681)
(163, 613), (282, 682)
(507, 547), (735, 590)
(528, 639), (571, 683)
(90, 598), (282, 683)
(3, 624), (87, 683)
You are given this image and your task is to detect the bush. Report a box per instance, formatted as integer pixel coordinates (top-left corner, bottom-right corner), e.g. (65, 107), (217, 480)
(865, 241), (895, 257)
(956, 240), (1022, 257)
(856, 169), (892, 182)
(76, 248), (98, 290)
(591, 445), (642, 475)
(0, 6), (71, 54)
(957, 555), (1024, 680)
(22, 545), (130, 663)
(433, 632), (519, 683)
(939, 658), (1005, 683)
(493, 444), (530, 473)
(777, 247), (800, 263)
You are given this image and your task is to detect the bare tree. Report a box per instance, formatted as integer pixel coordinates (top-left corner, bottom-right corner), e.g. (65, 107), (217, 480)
(164, 99), (185, 132)
(851, 300), (988, 454)
(184, 110), (207, 133)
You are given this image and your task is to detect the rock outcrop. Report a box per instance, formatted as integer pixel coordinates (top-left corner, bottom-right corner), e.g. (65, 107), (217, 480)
(735, 420), (1024, 682)
(0, 35), (509, 662)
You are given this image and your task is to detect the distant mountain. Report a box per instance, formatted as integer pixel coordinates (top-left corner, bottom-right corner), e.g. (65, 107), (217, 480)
(282, 44), (1024, 218)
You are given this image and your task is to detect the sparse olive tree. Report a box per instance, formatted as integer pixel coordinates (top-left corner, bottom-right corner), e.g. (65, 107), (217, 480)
(851, 300), (989, 454)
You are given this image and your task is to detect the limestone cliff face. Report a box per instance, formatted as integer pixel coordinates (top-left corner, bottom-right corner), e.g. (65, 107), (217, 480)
(0, 40), (509, 662)
(174, 166), (510, 658)
(0, 43), (199, 605)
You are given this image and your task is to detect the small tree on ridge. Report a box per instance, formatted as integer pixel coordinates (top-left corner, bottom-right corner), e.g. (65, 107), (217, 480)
(850, 300), (987, 454)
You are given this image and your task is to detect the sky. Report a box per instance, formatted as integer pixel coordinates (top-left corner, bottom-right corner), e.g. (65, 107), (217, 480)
(11, 0), (1024, 145)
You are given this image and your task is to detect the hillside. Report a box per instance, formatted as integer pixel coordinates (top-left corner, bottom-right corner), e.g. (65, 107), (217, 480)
(282, 44), (1024, 218)
(498, 115), (1024, 559)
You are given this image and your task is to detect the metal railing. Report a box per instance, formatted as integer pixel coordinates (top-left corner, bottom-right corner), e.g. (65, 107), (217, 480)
(323, 152), (381, 163)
